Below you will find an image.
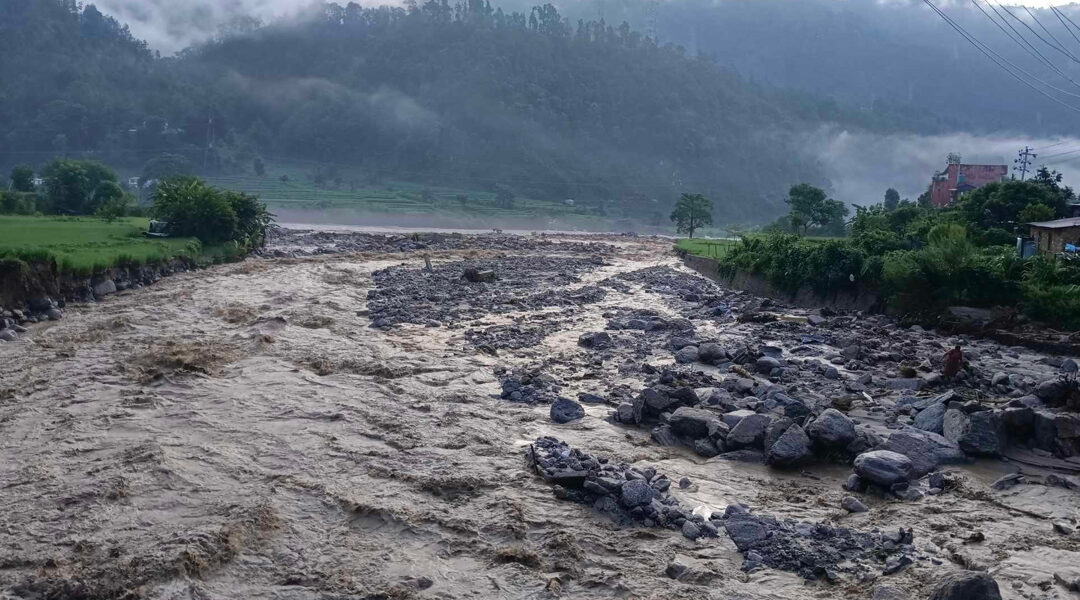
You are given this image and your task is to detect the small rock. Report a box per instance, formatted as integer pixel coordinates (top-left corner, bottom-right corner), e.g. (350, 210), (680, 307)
(883, 554), (913, 575)
(681, 520), (702, 540)
(679, 477), (691, 489)
(651, 424), (679, 446)
(841, 496), (868, 513)
(578, 331), (612, 349)
(1052, 521), (1074, 535)
(0, 329), (16, 342)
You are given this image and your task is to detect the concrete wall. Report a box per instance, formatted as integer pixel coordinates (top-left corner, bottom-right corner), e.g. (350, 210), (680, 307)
(682, 254), (882, 312)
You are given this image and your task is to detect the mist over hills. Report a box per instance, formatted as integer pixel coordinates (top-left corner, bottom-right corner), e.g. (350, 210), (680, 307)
(5, 0), (1080, 226)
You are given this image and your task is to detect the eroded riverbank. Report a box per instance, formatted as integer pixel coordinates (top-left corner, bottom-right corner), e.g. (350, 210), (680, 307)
(0, 232), (1078, 599)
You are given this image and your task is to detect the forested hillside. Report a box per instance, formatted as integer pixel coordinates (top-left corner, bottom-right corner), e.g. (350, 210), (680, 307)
(0, 0), (955, 223)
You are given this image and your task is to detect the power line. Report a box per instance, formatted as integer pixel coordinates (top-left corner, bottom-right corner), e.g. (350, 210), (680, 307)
(973, 0), (1080, 91)
(1022, 5), (1080, 63)
(923, 0), (1080, 113)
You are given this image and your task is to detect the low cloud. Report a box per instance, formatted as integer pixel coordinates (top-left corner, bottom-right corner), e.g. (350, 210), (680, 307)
(805, 126), (1080, 206)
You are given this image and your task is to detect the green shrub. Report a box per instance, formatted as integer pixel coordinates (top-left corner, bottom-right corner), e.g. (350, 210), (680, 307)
(1024, 284), (1080, 330)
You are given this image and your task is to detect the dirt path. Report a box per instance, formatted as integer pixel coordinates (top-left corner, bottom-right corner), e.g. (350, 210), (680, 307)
(1, 237), (1078, 599)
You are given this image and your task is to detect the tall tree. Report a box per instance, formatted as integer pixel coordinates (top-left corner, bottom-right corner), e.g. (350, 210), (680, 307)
(785, 184), (847, 235)
(670, 193), (713, 238)
(10, 165), (34, 192)
(884, 188), (900, 211)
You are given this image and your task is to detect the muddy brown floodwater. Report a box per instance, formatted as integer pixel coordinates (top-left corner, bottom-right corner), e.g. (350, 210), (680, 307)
(1, 235), (1079, 600)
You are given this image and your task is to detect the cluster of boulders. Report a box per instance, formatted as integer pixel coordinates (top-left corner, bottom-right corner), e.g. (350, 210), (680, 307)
(601, 266), (729, 317)
(1, 298), (63, 342)
(496, 366), (564, 404)
(721, 503), (918, 580)
(367, 256), (606, 328)
(262, 227), (616, 258)
(527, 437), (719, 539)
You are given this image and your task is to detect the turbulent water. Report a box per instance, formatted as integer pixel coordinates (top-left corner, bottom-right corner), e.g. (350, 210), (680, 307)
(1, 235), (1079, 599)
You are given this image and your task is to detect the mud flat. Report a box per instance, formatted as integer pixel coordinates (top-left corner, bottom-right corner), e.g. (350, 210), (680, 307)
(0, 230), (1078, 599)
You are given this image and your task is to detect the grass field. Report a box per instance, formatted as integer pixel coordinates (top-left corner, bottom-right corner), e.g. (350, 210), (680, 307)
(204, 162), (583, 219)
(0, 216), (202, 274)
(676, 237), (737, 259)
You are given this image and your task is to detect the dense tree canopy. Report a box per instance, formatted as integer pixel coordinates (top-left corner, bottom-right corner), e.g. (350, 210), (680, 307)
(0, 0), (911, 223)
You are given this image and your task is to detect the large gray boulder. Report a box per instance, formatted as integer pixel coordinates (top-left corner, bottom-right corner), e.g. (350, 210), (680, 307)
(727, 414), (772, 449)
(913, 402), (947, 435)
(550, 398), (585, 423)
(928, 571), (1002, 600)
(943, 409), (1003, 456)
(674, 346), (700, 364)
(92, 278), (117, 297)
(853, 450), (915, 487)
(642, 387), (678, 413)
(620, 479), (658, 507)
(698, 342), (726, 362)
(806, 408), (856, 448)
(1033, 410), (1080, 457)
(766, 423), (812, 467)
(669, 407), (720, 439)
(879, 429), (966, 477)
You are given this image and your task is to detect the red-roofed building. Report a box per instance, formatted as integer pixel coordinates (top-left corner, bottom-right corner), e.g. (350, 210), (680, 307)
(929, 155), (1008, 208)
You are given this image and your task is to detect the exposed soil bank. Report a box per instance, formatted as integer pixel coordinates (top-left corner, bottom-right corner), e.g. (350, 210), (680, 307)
(0, 232), (1077, 599)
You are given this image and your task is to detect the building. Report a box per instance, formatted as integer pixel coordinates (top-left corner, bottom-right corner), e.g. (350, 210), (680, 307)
(1028, 217), (1080, 254)
(929, 156), (1008, 208)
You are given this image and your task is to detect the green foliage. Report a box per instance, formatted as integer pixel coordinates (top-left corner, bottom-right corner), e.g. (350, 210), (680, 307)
(151, 178), (238, 244)
(720, 234), (869, 295)
(784, 184), (847, 236)
(0, 191), (41, 215)
(954, 180), (1062, 234)
(670, 193), (713, 238)
(1018, 202), (1056, 224)
(151, 177), (272, 247)
(41, 159), (119, 215)
(95, 190), (131, 223)
(223, 191), (275, 249)
(10, 165), (34, 192)
(884, 188), (900, 211)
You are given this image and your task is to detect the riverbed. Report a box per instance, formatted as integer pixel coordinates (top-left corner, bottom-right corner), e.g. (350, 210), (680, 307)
(0, 234), (1077, 599)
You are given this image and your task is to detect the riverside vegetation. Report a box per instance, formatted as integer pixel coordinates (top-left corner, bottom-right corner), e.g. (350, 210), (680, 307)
(696, 171), (1080, 330)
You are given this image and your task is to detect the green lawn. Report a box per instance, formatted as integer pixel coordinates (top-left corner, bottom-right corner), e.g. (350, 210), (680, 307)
(676, 237), (737, 259)
(0, 216), (201, 273)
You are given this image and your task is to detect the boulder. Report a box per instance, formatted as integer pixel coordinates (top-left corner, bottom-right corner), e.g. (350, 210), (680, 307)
(550, 398), (585, 424)
(766, 423), (812, 467)
(721, 409), (757, 429)
(578, 331), (612, 349)
(651, 425), (680, 447)
(1035, 378), (1071, 403)
(26, 297), (53, 313)
(806, 408), (856, 448)
(674, 346), (699, 364)
(727, 414), (772, 449)
(927, 571), (1002, 600)
(853, 450), (915, 487)
(462, 268), (495, 282)
(621, 479), (658, 507)
(841, 496), (868, 513)
(669, 407), (721, 439)
(615, 402), (636, 424)
(642, 387), (679, 414)
(913, 402), (947, 435)
(1033, 410), (1080, 457)
(0, 329), (16, 342)
(879, 429), (966, 477)
(763, 417), (793, 452)
(943, 409), (1002, 456)
(691, 438), (721, 458)
(755, 356), (782, 374)
(92, 278), (117, 298)
(45, 308), (62, 321)
(698, 343), (726, 362)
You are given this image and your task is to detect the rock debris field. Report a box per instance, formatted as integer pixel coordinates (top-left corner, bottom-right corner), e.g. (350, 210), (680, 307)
(0, 227), (1079, 599)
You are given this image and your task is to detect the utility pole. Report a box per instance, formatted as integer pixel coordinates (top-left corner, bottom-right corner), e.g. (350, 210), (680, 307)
(1015, 146), (1036, 181)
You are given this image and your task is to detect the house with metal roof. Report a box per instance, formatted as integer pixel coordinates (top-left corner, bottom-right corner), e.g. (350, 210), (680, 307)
(1028, 217), (1080, 254)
